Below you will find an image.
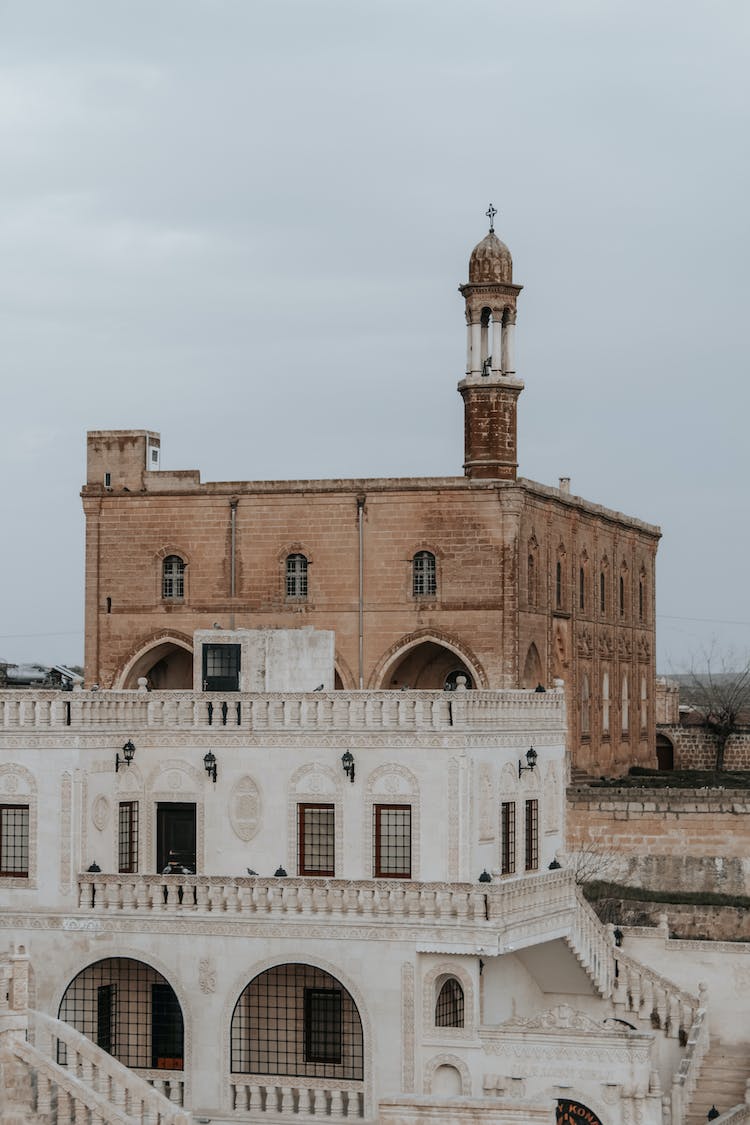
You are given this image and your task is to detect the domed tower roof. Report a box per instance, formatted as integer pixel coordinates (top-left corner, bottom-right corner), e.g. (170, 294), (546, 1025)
(468, 230), (513, 284)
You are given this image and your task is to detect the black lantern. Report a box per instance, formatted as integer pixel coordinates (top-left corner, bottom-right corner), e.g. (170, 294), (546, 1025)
(203, 750), (218, 783)
(115, 740), (136, 773)
(613, 927), (624, 948)
(707, 1109), (720, 1121)
(518, 745), (538, 778)
(341, 750), (355, 783)
(274, 865), (288, 877)
(478, 869), (492, 883)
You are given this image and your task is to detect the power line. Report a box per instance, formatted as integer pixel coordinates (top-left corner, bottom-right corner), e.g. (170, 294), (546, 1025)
(657, 614), (750, 627)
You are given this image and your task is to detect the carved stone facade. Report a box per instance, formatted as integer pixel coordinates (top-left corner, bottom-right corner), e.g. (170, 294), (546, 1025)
(80, 226), (659, 776)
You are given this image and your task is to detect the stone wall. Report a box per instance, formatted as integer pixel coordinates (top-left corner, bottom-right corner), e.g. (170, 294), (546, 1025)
(611, 902), (750, 942)
(566, 786), (750, 894)
(658, 723), (750, 769)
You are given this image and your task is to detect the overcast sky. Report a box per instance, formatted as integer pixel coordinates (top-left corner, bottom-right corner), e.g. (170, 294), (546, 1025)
(1, 0), (748, 673)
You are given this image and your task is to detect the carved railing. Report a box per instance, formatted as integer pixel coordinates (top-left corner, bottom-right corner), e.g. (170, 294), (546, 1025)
(613, 951), (701, 1041)
(77, 868), (574, 925)
(21, 1009), (190, 1125)
(0, 687), (563, 734)
(230, 1075), (364, 1118)
(568, 887), (616, 998)
(670, 990), (709, 1124)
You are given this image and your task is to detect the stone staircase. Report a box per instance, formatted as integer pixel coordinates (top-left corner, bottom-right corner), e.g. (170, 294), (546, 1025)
(685, 1042), (750, 1125)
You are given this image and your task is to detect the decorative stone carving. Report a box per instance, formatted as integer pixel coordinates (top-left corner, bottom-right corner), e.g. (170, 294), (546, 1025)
(229, 776), (262, 842)
(199, 958), (216, 993)
(92, 795), (110, 832)
(401, 962), (415, 1093)
(423, 1053), (472, 1096)
(478, 763), (494, 842)
(500, 1004), (610, 1032)
(60, 771), (72, 895)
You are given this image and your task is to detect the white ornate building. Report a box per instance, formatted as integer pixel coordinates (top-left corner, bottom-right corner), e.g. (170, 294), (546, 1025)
(0, 628), (730, 1125)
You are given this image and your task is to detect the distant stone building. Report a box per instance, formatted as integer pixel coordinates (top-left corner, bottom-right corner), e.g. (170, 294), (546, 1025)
(81, 222), (660, 775)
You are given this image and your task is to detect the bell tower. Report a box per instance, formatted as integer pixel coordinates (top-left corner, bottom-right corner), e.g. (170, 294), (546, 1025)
(458, 207), (524, 480)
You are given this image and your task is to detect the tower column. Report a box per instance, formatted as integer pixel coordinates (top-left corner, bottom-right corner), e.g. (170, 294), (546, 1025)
(470, 320), (482, 376)
(491, 312), (503, 376)
(465, 317), (472, 375)
(502, 308), (516, 375)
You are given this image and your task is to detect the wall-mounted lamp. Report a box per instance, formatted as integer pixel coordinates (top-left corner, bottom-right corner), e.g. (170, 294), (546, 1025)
(707, 1108), (719, 1122)
(518, 745), (537, 778)
(341, 750), (355, 783)
(115, 740), (136, 773)
(274, 866), (288, 877)
(478, 870), (492, 883)
(613, 927), (624, 948)
(203, 750), (218, 783)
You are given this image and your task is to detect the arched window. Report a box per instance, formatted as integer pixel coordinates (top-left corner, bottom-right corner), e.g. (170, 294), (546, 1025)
(602, 671), (610, 735)
(581, 674), (590, 735)
(640, 673), (648, 732)
(599, 571), (606, 614)
(162, 555), (185, 600)
(579, 566), (585, 611)
(621, 673), (629, 734)
(639, 574), (646, 622)
(231, 964), (363, 1080)
(59, 958), (184, 1071)
(435, 978), (464, 1028)
(555, 560), (563, 609)
(413, 551), (436, 597)
(286, 553), (308, 598)
(528, 553), (537, 607)
(619, 573), (627, 617)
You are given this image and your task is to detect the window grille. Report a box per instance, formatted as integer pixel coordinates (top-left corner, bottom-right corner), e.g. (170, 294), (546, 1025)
(286, 554), (308, 598)
(305, 988), (342, 1062)
(162, 556), (185, 599)
(0, 805), (29, 877)
(435, 978), (464, 1027)
(373, 805), (411, 878)
(230, 963), (363, 1080)
(622, 674), (630, 734)
(500, 801), (516, 875)
(412, 552), (436, 597)
(118, 802), (138, 874)
(298, 804), (335, 876)
(58, 958), (183, 1070)
(581, 674), (590, 735)
(524, 799), (539, 871)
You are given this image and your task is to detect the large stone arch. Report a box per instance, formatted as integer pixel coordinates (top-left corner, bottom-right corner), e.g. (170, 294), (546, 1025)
(52, 949), (192, 1098)
(222, 953), (374, 1116)
(423, 1053), (471, 1096)
(115, 631), (194, 690)
(369, 630), (487, 690)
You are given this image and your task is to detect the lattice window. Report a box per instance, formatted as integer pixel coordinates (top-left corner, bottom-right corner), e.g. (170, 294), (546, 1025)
(286, 554), (308, 598)
(524, 799), (539, 872)
(298, 804), (335, 876)
(0, 805), (29, 877)
(118, 802), (138, 874)
(58, 958), (183, 1070)
(373, 804), (411, 878)
(435, 978), (464, 1028)
(162, 556), (185, 599)
(231, 963), (363, 1080)
(500, 801), (516, 875)
(412, 552), (436, 597)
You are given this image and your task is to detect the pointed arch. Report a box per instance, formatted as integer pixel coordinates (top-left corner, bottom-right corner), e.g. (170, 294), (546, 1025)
(115, 630), (194, 690)
(369, 630), (487, 690)
(521, 642), (543, 689)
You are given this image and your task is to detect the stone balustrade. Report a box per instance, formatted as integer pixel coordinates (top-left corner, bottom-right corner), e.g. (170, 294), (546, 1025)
(23, 1008), (190, 1125)
(77, 868), (577, 930)
(671, 994), (709, 1124)
(0, 687), (563, 735)
(230, 1076), (364, 1118)
(613, 950), (701, 1040)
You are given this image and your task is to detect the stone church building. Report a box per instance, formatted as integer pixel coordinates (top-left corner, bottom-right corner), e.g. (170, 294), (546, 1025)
(82, 222), (660, 774)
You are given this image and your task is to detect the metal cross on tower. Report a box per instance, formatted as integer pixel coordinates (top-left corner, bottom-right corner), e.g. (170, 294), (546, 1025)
(486, 203), (497, 233)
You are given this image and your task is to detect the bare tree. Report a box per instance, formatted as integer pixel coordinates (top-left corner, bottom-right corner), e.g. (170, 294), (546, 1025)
(683, 652), (750, 772)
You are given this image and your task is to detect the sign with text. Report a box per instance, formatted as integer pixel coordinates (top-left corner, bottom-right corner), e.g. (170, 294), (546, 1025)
(557, 1101), (604, 1125)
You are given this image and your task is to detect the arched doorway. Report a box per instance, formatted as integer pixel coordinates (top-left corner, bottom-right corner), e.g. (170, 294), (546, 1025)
(656, 733), (674, 770)
(557, 1099), (605, 1125)
(119, 638), (193, 690)
(231, 963), (364, 1087)
(58, 957), (184, 1071)
(522, 642), (543, 689)
(379, 641), (475, 690)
